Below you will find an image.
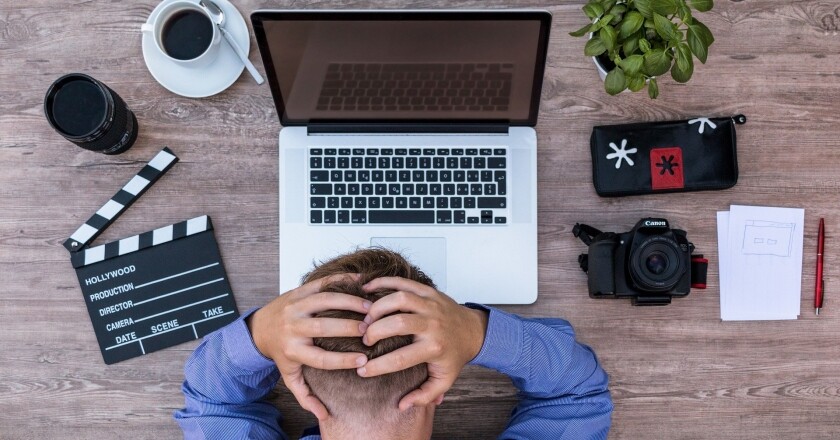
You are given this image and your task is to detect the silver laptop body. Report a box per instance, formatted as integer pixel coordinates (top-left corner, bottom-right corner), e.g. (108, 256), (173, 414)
(252, 10), (552, 304)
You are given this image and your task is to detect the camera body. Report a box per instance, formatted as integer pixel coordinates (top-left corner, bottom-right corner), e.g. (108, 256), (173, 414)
(579, 218), (695, 305)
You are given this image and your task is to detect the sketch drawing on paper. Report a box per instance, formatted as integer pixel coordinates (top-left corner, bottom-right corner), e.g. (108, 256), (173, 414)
(741, 220), (796, 257)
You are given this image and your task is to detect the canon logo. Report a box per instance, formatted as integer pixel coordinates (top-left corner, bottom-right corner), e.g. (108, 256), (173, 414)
(645, 220), (667, 227)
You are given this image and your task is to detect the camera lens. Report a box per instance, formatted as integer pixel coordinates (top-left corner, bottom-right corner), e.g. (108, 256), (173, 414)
(629, 236), (686, 292)
(646, 253), (668, 275)
(44, 73), (138, 155)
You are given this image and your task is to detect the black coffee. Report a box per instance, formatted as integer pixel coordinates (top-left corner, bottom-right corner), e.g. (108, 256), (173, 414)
(51, 79), (107, 137)
(162, 10), (213, 60)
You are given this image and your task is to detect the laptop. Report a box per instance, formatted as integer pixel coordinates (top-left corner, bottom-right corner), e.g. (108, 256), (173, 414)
(251, 10), (551, 304)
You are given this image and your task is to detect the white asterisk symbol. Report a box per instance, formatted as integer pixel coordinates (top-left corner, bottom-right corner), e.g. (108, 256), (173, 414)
(606, 139), (637, 169)
(688, 117), (717, 134)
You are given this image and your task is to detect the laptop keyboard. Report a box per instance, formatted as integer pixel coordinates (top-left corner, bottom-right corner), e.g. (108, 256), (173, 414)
(308, 148), (509, 225)
(317, 63), (513, 112)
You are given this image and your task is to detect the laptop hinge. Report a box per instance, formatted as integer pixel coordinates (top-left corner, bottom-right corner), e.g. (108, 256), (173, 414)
(306, 123), (510, 135)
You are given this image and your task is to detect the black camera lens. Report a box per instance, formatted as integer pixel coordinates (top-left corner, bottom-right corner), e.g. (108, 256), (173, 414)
(629, 236), (686, 292)
(646, 253), (669, 275)
(44, 73), (138, 155)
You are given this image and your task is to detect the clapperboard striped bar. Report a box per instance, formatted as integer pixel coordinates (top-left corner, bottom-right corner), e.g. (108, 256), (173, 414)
(71, 216), (211, 268)
(63, 147), (178, 252)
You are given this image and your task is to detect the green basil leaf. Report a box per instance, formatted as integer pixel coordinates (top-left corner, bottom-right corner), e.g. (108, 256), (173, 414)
(583, 2), (606, 20)
(609, 4), (628, 16)
(584, 36), (608, 57)
(623, 34), (640, 56)
(690, 18), (715, 46)
(651, 0), (678, 16)
(605, 67), (627, 95)
(686, 27), (708, 63)
(601, 0), (618, 11)
(619, 54), (645, 75)
(628, 74), (647, 92)
(679, 3), (692, 21)
(676, 42), (692, 71)
(569, 23), (594, 37)
(648, 77), (660, 99)
(639, 38), (652, 53)
(670, 52), (694, 83)
(592, 14), (615, 31)
(600, 25), (618, 52)
(619, 11), (645, 39)
(653, 13), (678, 42)
(634, 0), (654, 18)
(643, 48), (672, 76)
(690, 0), (713, 12)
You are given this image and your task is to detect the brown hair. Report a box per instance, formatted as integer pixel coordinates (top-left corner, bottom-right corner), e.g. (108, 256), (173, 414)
(300, 248), (432, 423)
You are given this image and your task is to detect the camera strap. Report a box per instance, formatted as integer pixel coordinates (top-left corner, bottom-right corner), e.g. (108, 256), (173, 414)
(573, 223), (617, 273)
(572, 223), (604, 246)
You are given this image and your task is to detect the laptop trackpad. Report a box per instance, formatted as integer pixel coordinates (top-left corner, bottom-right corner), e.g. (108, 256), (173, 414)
(370, 237), (447, 292)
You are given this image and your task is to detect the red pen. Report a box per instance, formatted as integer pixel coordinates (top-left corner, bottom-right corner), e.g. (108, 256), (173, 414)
(815, 218), (825, 315)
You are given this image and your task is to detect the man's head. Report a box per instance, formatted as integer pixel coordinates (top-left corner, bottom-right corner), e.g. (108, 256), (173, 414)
(301, 248), (434, 438)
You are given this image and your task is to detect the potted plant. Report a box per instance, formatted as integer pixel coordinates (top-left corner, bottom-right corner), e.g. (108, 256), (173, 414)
(569, 0), (715, 98)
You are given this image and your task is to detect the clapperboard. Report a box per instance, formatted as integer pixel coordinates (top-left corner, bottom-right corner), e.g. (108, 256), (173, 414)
(65, 148), (239, 364)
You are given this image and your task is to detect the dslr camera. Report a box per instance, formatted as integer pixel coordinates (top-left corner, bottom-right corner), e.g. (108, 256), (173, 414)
(573, 218), (707, 306)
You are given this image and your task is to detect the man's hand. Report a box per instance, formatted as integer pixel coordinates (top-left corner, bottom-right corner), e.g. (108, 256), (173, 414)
(357, 277), (488, 411)
(247, 274), (371, 421)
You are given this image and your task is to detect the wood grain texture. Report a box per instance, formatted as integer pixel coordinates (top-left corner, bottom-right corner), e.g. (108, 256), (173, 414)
(2, 0), (840, 438)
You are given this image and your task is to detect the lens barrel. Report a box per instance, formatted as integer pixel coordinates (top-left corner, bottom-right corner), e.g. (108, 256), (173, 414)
(629, 235), (685, 292)
(44, 73), (138, 155)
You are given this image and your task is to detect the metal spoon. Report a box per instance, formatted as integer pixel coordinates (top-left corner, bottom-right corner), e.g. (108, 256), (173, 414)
(200, 0), (265, 85)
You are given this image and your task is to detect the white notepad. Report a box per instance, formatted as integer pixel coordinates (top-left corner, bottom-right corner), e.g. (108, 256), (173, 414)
(717, 205), (805, 320)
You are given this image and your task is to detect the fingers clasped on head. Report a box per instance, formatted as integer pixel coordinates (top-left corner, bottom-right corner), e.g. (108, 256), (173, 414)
(298, 317), (367, 338)
(282, 373), (331, 421)
(363, 289), (427, 324)
(293, 276), (444, 375)
(298, 291), (372, 315)
(399, 378), (451, 411)
(363, 276), (435, 297)
(363, 312), (426, 346)
(295, 345), (367, 370)
(357, 344), (428, 378)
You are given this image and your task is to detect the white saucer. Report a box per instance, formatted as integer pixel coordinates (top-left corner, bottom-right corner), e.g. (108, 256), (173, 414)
(141, 0), (249, 98)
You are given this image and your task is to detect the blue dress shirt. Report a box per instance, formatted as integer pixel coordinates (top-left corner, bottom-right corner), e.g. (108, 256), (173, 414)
(174, 305), (613, 439)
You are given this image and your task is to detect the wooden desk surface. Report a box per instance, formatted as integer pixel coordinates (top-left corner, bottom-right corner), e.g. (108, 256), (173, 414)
(2, 1), (840, 438)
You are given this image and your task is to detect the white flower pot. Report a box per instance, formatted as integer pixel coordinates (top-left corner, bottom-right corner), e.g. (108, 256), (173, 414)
(593, 55), (609, 82)
(588, 31), (610, 81)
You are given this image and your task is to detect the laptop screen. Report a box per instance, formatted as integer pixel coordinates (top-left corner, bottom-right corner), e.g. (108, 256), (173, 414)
(252, 11), (551, 127)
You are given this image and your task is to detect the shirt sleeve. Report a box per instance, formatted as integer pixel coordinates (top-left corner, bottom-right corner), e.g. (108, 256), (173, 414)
(467, 304), (613, 440)
(173, 308), (287, 440)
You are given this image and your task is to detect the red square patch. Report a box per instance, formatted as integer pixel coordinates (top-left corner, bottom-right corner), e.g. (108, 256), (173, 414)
(650, 147), (684, 190)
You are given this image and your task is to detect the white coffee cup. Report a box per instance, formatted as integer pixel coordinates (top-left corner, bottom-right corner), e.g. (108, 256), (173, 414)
(141, 1), (221, 69)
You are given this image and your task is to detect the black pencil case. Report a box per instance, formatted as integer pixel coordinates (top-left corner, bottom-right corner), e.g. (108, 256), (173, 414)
(589, 115), (746, 197)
